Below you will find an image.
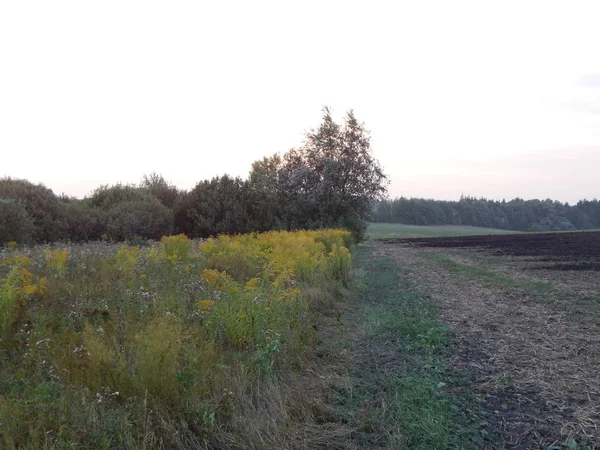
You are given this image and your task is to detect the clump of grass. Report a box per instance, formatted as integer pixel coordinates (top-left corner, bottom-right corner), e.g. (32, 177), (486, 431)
(0, 229), (353, 448)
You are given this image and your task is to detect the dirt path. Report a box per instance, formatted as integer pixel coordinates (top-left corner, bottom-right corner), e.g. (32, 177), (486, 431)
(376, 241), (600, 449)
(284, 242), (478, 449)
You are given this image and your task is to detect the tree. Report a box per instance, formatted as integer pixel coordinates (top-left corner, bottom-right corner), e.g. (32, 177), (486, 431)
(0, 177), (68, 242)
(279, 108), (388, 240)
(174, 175), (251, 238)
(247, 154), (284, 231)
(140, 172), (180, 208)
(0, 199), (36, 244)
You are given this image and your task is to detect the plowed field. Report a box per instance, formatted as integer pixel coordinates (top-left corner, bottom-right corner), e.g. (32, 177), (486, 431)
(382, 231), (600, 271)
(377, 232), (600, 448)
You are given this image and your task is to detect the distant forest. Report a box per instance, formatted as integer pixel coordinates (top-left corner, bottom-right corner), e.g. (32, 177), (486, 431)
(0, 109), (387, 245)
(372, 196), (600, 232)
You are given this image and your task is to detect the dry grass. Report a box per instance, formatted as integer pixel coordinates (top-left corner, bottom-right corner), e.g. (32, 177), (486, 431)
(377, 242), (600, 448)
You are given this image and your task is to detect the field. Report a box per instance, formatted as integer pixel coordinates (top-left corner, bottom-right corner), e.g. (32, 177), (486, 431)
(0, 231), (355, 449)
(2, 228), (599, 449)
(378, 231), (600, 448)
(367, 222), (515, 239)
(386, 231), (600, 270)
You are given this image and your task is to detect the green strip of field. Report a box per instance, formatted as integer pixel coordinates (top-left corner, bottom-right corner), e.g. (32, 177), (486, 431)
(424, 253), (553, 295)
(367, 222), (515, 240)
(341, 245), (487, 449)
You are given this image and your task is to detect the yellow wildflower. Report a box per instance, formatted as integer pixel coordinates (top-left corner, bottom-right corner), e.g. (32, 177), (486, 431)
(245, 277), (259, 291)
(197, 300), (215, 311)
(201, 269), (221, 286)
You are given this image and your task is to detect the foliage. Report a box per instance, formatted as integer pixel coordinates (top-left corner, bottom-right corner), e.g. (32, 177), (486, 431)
(1, 110), (386, 244)
(160, 233), (193, 260)
(89, 184), (174, 240)
(373, 196), (600, 232)
(0, 229), (352, 448)
(174, 175), (251, 238)
(43, 248), (69, 275)
(139, 172), (180, 208)
(0, 199), (36, 244)
(247, 108), (388, 240)
(0, 177), (68, 242)
(246, 154), (284, 231)
(62, 200), (102, 241)
(0, 256), (47, 334)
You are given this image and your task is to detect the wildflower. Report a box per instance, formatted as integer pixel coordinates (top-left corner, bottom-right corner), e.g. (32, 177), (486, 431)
(161, 234), (193, 259)
(201, 269), (221, 286)
(43, 249), (68, 273)
(197, 300), (215, 311)
(245, 277), (259, 291)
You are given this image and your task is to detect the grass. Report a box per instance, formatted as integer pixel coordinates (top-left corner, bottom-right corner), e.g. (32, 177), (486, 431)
(424, 252), (554, 295)
(0, 230), (354, 449)
(367, 222), (515, 240)
(335, 245), (488, 449)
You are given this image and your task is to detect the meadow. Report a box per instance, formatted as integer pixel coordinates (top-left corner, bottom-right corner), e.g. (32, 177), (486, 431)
(0, 230), (353, 449)
(366, 222), (515, 240)
(2, 225), (598, 449)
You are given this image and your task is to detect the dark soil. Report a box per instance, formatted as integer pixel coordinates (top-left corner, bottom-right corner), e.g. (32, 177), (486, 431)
(381, 231), (600, 271)
(376, 242), (600, 448)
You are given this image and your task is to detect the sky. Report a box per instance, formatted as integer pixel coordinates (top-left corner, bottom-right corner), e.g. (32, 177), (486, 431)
(1, 1), (599, 204)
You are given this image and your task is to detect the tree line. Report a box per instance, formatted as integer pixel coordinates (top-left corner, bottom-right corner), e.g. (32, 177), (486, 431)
(372, 196), (600, 232)
(0, 109), (387, 245)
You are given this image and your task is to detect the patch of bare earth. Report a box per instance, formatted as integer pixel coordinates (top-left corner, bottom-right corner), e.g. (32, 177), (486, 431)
(377, 242), (600, 449)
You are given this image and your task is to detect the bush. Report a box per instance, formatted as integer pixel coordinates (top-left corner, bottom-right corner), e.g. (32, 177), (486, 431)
(0, 199), (36, 245)
(0, 178), (68, 242)
(90, 184), (174, 240)
(174, 175), (251, 238)
(102, 198), (173, 240)
(62, 200), (102, 241)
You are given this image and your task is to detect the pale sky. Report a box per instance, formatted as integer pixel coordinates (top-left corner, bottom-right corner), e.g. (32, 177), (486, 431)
(1, 1), (599, 204)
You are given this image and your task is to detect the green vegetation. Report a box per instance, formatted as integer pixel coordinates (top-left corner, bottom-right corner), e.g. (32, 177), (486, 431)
(1, 108), (387, 246)
(336, 246), (486, 449)
(0, 230), (353, 449)
(372, 196), (600, 232)
(367, 222), (514, 239)
(424, 253), (553, 294)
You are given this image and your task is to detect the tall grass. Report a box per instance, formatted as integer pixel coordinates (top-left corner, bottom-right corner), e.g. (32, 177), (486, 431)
(0, 230), (352, 449)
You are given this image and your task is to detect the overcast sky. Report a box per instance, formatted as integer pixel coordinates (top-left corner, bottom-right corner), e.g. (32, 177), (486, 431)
(1, 1), (599, 204)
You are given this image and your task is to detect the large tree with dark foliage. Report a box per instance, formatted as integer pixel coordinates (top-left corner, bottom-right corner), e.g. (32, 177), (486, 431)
(174, 175), (252, 238)
(277, 108), (388, 240)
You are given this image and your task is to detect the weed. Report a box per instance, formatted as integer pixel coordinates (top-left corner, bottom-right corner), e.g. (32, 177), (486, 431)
(0, 229), (353, 448)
